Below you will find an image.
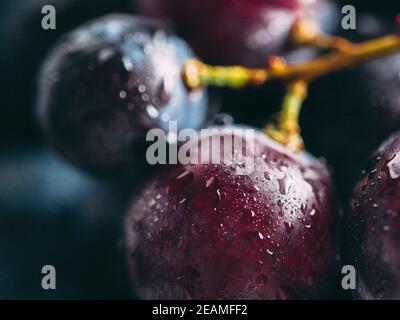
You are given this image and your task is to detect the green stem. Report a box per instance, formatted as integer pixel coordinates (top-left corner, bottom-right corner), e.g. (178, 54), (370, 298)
(265, 80), (307, 152)
(182, 34), (400, 90)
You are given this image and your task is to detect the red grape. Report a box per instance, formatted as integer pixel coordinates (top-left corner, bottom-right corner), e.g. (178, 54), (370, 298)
(125, 128), (336, 299)
(137, 0), (337, 67)
(344, 131), (400, 300)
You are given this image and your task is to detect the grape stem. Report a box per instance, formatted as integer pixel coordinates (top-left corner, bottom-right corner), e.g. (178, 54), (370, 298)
(264, 80), (308, 152)
(182, 34), (400, 89)
(290, 18), (355, 53)
(182, 32), (400, 152)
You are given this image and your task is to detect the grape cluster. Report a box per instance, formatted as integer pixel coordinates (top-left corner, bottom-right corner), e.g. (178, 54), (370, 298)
(4, 0), (397, 300)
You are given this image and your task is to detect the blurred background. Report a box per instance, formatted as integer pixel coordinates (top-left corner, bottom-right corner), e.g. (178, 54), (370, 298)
(0, 0), (399, 299)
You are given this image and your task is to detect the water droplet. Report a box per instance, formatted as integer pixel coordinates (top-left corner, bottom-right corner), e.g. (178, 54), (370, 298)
(97, 48), (114, 62)
(258, 232), (264, 240)
(146, 104), (159, 118)
(168, 170), (194, 195)
(353, 200), (360, 209)
(373, 203), (379, 208)
(205, 176), (216, 188)
(176, 170), (193, 181)
(368, 169), (377, 180)
(142, 93), (150, 102)
(310, 209), (316, 216)
(138, 84), (146, 93)
(284, 222), (294, 233)
(160, 112), (171, 122)
(119, 90), (127, 99)
(266, 249), (274, 255)
(216, 189), (222, 200)
(387, 152), (400, 179)
(277, 176), (291, 195)
(148, 199), (156, 208)
(122, 56), (133, 71)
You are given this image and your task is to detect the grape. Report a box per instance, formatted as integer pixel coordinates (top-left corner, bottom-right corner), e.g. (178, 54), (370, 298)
(343, 131), (400, 299)
(0, 147), (131, 298)
(0, 0), (134, 141)
(37, 14), (208, 179)
(302, 15), (400, 200)
(125, 127), (336, 299)
(137, 0), (337, 67)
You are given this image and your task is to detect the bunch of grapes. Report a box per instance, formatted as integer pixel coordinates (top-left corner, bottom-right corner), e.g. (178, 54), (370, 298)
(8, 0), (399, 299)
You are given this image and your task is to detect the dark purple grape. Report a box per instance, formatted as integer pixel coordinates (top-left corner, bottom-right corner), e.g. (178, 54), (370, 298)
(0, 147), (131, 298)
(0, 0), (134, 141)
(343, 131), (400, 299)
(137, 0), (337, 67)
(125, 128), (336, 299)
(37, 14), (208, 179)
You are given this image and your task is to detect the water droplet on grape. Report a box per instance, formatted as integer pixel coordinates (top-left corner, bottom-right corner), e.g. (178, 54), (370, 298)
(284, 222), (294, 233)
(146, 104), (159, 118)
(122, 55), (133, 71)
(277, 176), (291, 195)
(353, 200), (360, 209)
(300, 203), (307, 215)
(138, 84), (146, 93)
(148, 198), (156, 208)
(160, 112), (171, 122)
(387, 152), (400, 179)
(167, 170), (194, 195)
(205, 176), (216, 188)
